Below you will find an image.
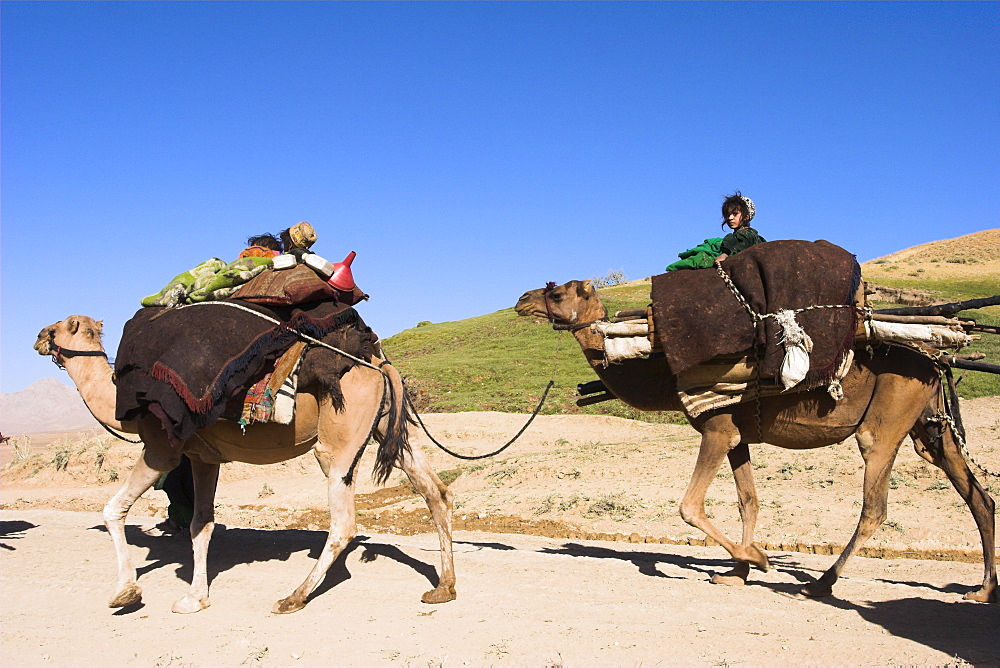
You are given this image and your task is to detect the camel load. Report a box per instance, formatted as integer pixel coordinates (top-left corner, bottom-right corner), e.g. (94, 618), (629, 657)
(515, 239), (998, 604)
(579, 240), (997, 411)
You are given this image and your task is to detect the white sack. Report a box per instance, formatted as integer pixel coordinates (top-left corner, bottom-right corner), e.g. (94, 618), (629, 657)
(604, 336), (652, 363)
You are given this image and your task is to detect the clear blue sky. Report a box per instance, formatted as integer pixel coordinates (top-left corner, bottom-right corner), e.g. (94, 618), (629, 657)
(2, 1), (998, 394)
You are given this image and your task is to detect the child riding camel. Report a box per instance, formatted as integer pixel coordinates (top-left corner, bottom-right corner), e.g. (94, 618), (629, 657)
(715, 191), (765, 263)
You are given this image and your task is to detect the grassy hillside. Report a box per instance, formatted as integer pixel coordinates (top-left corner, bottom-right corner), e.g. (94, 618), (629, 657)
(384, 280), (680, 422)
(861, 229), (1000, 398)
(384, 232), (1000, 417)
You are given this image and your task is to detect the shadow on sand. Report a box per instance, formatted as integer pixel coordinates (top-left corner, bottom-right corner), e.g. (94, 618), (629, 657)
(537, 540), (999, 665)
(86, 524), (440, 609)
(0, 519), (38, 551)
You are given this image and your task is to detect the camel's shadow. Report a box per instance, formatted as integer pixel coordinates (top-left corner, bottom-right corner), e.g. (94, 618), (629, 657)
(88, 524), (440, 604)
(538, 541), (999, 664)
(0, 520), (37, 551)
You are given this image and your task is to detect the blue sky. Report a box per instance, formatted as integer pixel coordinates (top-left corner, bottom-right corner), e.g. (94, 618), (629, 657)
(2, 1), (998, 394)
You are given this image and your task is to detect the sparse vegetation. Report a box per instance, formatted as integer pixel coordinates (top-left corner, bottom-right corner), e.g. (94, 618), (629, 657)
(585, 493), (642, 520)
(591, 269), (629, 288)
(8, 435), (32, 463)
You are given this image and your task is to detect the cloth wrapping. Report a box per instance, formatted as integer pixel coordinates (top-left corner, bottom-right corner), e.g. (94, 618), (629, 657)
(675, 350), (856, 418)
(651, 240), (862, 386)
(865, 320), (973, 348)
(115, 300), (376, 445)
(666, 238), (724, 271)
(141, 256), (274, 307)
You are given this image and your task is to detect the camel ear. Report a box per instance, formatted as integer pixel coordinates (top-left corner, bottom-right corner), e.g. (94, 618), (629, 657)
(579, 280), (595, 296)
(95, 319), (104, 334)
(66, 317), (80, 334)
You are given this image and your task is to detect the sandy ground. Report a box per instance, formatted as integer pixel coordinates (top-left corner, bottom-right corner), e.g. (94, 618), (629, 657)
(2, 400), (999, 667)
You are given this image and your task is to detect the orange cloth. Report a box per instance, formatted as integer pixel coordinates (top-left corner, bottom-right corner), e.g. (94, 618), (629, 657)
(238, 246), (281, 259)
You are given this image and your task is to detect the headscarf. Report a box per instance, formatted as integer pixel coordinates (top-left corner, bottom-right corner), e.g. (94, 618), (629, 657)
(740, 196), (756, 223)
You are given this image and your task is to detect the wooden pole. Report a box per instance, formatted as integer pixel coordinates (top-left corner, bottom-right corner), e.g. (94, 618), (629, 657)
(874, 295), (1000, 316)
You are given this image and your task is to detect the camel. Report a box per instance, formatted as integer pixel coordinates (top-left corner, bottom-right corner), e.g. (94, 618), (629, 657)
(515, 279), (996, 603)
(34, 315), (457, 614)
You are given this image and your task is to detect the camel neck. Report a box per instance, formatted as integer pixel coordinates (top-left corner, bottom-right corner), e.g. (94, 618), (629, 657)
(62, 356), (133, 432)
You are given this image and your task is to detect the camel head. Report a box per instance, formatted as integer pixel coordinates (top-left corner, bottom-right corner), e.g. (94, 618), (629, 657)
(514, 280), (607, 327)
(34, 316), (106, 360)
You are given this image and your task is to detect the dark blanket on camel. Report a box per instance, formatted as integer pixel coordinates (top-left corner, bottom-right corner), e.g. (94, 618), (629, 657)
(651, 239), (862, 384)
(114, 300), (377, 445)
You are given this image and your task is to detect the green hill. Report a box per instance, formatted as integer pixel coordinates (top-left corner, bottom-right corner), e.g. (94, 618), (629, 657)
(383, 280), (682, 422)
(384, 244), (1000, 417)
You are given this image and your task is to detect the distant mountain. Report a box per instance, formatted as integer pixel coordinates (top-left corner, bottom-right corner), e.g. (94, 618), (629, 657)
(0, 378), (100, 435)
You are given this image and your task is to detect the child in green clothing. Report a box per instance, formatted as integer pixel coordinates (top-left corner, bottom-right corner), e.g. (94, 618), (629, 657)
(715, 191), (765, 262)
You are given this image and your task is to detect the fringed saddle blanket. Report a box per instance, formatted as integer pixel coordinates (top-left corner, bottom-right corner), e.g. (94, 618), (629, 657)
(115, 300), (376, 445)
(651, 239), (862, 388)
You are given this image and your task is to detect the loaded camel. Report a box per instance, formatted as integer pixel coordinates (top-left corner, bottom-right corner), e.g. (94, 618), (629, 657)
(515, 279), (996, 603)
(34, 315), (457, 614)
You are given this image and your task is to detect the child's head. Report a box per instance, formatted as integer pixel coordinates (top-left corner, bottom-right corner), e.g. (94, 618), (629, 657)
(722, 191), (755, 229)
(246, 233), (282, 251)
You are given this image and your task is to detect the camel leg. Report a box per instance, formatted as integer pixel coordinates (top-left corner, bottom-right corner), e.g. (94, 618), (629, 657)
(711, 442), (760, 586)
(399, 444), (457, 603)
(103, 437), (180, 608)
(912, 418), (997, 603)
(801, 425), (904, 598)
(171, 456), (220, 614)
(273, 368), (382, 614)
(679, 420), (769, 573)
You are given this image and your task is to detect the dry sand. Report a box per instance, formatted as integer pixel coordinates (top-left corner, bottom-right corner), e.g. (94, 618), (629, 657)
(2, 401), (999, 666)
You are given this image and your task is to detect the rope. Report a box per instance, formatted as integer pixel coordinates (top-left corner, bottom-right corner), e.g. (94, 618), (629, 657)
(98, 422), (143, 444)
(169, 300), (556, 461)
(157, 301), (383, 372)
(713, 261), (863, 323)
(926, 411), (1000, 479)
(406, 380), (555, 461)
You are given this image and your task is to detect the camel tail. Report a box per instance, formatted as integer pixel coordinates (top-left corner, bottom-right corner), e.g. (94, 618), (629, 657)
(371, 362), (412, 485)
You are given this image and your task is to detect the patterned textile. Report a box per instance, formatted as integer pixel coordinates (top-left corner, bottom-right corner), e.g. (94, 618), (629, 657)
(232, 264), (368, 306)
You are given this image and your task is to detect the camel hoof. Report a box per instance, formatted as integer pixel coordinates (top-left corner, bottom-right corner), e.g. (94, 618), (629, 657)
(800, 580), (834, 598)
(171, 595), (210, 614)
(963, 588), (996, 603)
(421, 585), (457, 604)
(734, 544), (769, 572)
(272, 596), (307, 615)
(711, 562), (750, 586)
(108, 583), (142, 608)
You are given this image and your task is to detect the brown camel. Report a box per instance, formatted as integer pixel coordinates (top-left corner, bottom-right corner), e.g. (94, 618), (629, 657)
(515, 280), (996, 603)
(34, 315), (457, 614)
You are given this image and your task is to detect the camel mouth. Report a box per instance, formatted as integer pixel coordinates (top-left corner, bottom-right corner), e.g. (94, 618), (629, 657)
(33, 329), (54, 355)
(513, 297), (539, 318)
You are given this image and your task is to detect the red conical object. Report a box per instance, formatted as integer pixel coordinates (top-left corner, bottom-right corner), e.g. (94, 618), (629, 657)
(328, 251), (357, 291)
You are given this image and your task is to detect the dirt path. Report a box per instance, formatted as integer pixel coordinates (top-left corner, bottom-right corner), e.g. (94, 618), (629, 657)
(2, 402), (998, 666)
(1, 508), (997, 667)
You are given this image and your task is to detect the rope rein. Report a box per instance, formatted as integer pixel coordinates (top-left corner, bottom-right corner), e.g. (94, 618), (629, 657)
(406, 380), (556, 460)
(151, 301), (553, 459)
